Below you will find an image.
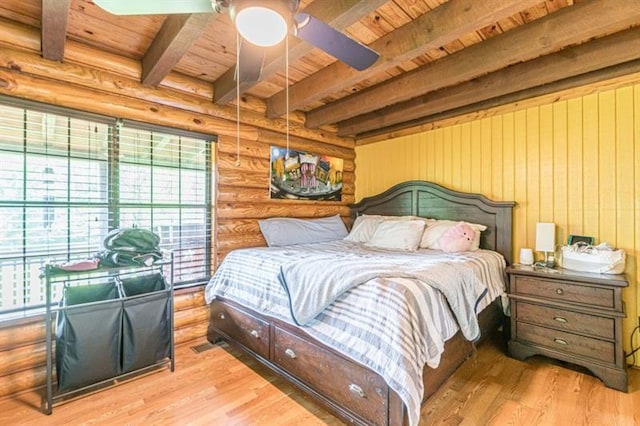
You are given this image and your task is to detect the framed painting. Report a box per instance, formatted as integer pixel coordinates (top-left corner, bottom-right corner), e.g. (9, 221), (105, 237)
(567, 234), (594, 246)
(269, 146), (343, 201)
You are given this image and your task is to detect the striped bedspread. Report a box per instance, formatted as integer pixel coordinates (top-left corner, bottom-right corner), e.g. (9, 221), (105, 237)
(205, 240), (506, 426)
(279, 249), (489, 342)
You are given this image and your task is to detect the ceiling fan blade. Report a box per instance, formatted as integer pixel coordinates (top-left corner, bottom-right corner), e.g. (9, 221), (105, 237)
(94, 0), (215, 15)
(294, 13), (379, 71)
(235, 38), (266, 83)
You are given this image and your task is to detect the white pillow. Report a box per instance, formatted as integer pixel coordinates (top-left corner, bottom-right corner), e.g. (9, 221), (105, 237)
(419, 220), (487, 250)
(259, 215), (348, 247)
(376, 214), (434, 224)
(345, 215), (433, 243)
(344, 215), (384, 243)
(366, 219), (426, 251)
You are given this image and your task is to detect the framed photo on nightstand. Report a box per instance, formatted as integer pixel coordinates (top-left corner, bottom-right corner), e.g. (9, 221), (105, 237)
(567, 234), (594, 245)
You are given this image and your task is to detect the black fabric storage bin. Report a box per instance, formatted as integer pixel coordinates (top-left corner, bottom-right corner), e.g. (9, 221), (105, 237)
(119, 273), (170, 373)
(56, 282), (122, 392)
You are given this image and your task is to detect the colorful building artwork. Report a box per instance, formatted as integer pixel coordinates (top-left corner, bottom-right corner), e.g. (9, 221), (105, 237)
(270, 146), (343, 200)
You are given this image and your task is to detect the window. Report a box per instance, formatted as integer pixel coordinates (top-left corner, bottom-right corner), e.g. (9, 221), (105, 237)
(0, 99), (215, 317)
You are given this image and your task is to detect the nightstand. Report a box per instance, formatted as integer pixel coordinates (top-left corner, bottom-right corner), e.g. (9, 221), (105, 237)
(506, 265), (628, 392)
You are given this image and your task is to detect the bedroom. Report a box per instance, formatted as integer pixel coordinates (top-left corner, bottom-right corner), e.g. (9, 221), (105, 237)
(0, 0), (639, 424)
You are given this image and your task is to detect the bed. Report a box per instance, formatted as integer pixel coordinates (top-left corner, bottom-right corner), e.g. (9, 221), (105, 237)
(206, 180), (515, 426)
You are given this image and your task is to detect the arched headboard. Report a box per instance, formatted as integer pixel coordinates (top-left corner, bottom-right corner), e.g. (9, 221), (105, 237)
(349, 181), (516, 264)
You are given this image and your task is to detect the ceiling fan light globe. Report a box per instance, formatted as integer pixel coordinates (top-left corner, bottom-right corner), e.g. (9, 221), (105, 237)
(235, 6), (288, 47)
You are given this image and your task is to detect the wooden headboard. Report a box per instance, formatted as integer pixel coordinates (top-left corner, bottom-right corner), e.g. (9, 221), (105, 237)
(349, 181), (516, 264)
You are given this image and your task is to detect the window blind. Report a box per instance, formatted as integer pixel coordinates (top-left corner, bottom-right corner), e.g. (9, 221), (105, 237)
(0, 100), (214, 317)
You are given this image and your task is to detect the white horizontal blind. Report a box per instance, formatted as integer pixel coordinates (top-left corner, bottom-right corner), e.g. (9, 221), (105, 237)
(117, 123), (211, 287)
(0, 101), (213, 316)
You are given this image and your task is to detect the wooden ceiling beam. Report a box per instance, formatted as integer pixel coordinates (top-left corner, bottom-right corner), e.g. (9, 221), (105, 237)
(213, 0), (387, 105)
(41, 0), (71, 62)
(142, 13), (213, 87)
(356, 60), (640, 144)
(305, 0), (640, 129)
(267, 0), (541, 120)
(338, 27), (640, 136)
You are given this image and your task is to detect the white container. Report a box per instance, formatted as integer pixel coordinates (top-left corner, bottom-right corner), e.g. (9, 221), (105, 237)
(519, 248), (534, 266)
(559, 245), (626, 274)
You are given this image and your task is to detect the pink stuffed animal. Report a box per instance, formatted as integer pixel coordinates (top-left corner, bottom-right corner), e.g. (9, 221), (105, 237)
(438, 222), (476, 252)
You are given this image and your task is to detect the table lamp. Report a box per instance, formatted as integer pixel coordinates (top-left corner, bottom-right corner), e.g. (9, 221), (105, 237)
(536, 222), (556, 267)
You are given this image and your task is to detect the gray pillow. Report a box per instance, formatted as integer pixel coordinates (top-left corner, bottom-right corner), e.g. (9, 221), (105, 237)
(259, 215), (348, 247)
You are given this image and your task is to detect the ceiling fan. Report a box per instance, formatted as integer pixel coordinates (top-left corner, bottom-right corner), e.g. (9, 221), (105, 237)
(93, 0), (380, 82)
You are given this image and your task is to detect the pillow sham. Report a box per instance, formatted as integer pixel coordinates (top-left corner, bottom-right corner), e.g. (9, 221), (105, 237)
(344, 215), (385, 243)
(259, 215), (348, 247)
(345, 214), (433, 244)
(365, 219), (426, 251)
(419, 219), (487, 251)
(377, 214), (433, 224)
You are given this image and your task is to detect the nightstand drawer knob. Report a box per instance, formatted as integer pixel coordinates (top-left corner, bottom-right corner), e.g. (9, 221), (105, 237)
(555, 288), (564, 295)
(250, 329), (260, 339)
(553, 316), (568, 323)
(554, 338), (568, 345)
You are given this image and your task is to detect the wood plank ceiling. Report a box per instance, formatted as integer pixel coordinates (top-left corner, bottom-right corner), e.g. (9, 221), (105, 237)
(1, 0), (639, 140)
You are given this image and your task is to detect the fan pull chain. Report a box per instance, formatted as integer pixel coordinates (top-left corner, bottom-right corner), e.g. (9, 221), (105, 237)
(285, 34), (290, 156)
(235, 31), (241, 167)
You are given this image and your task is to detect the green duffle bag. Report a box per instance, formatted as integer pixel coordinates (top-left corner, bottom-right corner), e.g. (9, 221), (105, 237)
(103, 228), (160, 253)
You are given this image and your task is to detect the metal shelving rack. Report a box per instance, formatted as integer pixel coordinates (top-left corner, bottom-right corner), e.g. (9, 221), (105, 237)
(43, 254), (174, 414)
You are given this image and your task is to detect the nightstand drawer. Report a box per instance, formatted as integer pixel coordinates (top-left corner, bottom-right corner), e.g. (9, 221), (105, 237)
(515, 302), (615, 339)
(512, 276), (615, 309)
(516, 322), (615, 364)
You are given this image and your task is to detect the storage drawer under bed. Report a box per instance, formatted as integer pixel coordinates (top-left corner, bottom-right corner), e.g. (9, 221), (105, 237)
(210, 300), (270, 360)
(273, 326), (389, 426)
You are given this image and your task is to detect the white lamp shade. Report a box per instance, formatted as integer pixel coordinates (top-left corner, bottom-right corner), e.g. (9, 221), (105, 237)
(535, 222), (556, 252)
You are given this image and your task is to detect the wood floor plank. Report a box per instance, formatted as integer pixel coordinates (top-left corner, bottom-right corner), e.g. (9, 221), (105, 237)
(0, 334), (638, 425)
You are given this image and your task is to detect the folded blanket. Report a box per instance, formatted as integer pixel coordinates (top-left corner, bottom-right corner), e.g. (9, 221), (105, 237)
(278, 250), (488, 341)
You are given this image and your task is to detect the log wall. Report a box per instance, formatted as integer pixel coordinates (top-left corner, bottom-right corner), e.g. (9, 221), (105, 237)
(215, 132), (354, 263)
(0, 19), (354, 399)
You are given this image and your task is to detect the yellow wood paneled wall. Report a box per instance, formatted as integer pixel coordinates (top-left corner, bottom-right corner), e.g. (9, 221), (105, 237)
(356, 83), (640, 362)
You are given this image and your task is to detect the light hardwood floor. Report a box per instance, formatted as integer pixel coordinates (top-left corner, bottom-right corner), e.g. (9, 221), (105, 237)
(1, 334), (638, 425)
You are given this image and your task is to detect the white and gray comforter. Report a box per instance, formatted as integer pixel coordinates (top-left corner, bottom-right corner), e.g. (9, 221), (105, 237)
(205, 240), (506, 426)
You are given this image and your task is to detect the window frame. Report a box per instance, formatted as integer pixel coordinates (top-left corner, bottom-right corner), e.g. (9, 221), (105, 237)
(0, 96), (216, 318)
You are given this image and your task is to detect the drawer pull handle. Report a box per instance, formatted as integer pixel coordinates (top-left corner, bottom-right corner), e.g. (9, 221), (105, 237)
(554, 338), (568, 345)
(555, 288), (564, 295)
(349, 384), (366, 398)
(553, 316), (568, 323)
(250, 330), (259, 339)
(285, 348), (297, 359)
(218, 312), (225, 320)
